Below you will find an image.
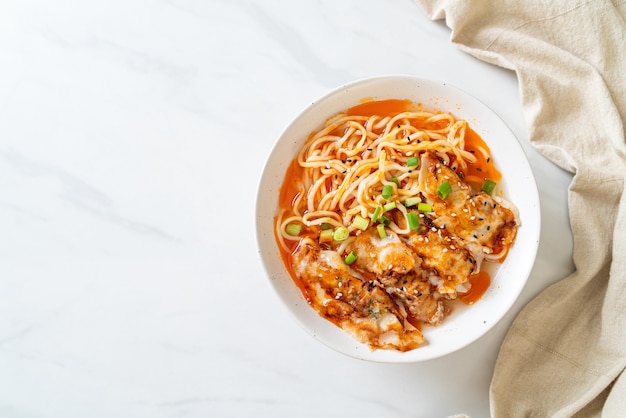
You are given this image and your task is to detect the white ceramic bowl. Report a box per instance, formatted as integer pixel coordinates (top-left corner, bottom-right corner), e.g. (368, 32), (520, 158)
(256, 75), (540, 362)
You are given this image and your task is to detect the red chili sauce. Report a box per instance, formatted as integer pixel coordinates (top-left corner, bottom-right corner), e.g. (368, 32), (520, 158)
(276, 99), (502, 305)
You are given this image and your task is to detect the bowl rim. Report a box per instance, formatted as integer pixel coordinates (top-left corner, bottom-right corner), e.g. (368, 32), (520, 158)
(256, 74), (541, 362)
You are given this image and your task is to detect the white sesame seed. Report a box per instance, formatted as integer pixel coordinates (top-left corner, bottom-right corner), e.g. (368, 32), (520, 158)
(442, 248), (448, 253)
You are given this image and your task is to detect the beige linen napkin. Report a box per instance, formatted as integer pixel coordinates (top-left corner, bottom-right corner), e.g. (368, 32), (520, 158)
(414, 0), (626, 416)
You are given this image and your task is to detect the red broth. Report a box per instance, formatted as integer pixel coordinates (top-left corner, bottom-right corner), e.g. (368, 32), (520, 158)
(276, 99), (504, 306)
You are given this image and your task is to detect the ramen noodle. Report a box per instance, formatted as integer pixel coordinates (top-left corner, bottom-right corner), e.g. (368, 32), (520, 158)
(275, 99), (518, 351)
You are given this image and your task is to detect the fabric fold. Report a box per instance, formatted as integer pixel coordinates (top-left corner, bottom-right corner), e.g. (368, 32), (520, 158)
(414, 0), (626, 416)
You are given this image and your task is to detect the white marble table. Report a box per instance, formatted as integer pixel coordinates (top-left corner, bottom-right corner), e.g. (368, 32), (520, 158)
(0, 1), (574, 417)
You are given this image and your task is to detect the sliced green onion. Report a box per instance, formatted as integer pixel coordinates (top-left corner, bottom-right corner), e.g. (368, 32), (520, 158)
(352, 215), (369, 231)
(376, 224), (387, 238)
(333, 226), (349, 241)
(319, 229), (334, 243)
(407, 212), (420, 230)
(378, 215), (391, 226)
(320, 222), (332, 230)
(344, 251), (358, 265)
(381, 184), (393, 200)
(406, 156), (419, 167)
(391, 176), (400, 187)
(383, 201), (397, 212)
(481, 179), (497, 195)
(437, 180), (452, 200)
(371, 206), (382, 222)
(403, 196), (421, 207)
(418, 202), (433, 212)
(286, 223), (302, 236)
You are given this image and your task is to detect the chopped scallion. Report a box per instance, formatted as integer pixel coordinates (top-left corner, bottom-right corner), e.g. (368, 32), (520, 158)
(320, 222), (332, 230)
(333, 226), (349, 241)
(371, 206), (382, 222)
(286, 223), (302, 236)
(406, 156), (419, 167)
(418, 202), (433, 212)
(344, 251), (358, 265)
(319, 229), (334, 243)
(391, 176), (399, 187)
(352, 215), (369, 231)
(383, 201), (397, 212)
(481, 179), (497, 195)
(437, 180), (452, 200)
(407, 212), (420, 230)
(378, 215), (391, 226)
(382, 184), (393, 200)
(403, 196), (421, 207)
(376, 224), (387, 238)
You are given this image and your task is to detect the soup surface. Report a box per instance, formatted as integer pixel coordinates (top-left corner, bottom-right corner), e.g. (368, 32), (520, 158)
(275, 99), (518, 351)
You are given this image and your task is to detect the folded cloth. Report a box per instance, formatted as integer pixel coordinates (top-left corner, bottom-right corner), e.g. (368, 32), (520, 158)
(414, 0), (626, 416)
